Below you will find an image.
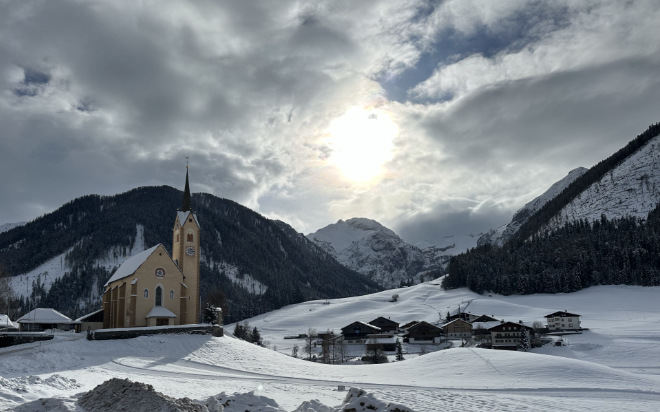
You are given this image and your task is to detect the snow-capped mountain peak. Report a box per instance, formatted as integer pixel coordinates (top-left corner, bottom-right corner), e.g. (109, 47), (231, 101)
(307, 218), (441, 288)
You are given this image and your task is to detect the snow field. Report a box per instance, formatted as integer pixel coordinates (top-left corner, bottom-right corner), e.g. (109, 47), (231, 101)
(1, 283), (660, 411)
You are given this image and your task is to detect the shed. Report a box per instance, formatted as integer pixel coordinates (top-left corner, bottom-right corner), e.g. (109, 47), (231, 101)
(17, 308), (74, 332)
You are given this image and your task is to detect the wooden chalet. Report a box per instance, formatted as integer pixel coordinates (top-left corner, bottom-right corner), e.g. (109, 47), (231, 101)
(368, 316), (399, 333)
(341, 321), (381, 344)
(488, 321), (533, 350)
(442, 319), (472, 339)
(405, 321), (444, 343)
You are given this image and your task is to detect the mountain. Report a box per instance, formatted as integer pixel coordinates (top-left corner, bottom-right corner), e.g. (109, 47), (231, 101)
(307, 218), (444, 288)
(444, 122), (660, 294)
(0, 222), (24, 233)
(0, 187), (379, 322)
(478, 167), (588, 246)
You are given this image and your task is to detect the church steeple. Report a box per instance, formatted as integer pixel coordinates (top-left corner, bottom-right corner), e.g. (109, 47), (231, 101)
(182, 162), (191, 212)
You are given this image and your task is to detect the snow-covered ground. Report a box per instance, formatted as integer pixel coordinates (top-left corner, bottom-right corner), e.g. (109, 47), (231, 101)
(2, 283), (660, 411)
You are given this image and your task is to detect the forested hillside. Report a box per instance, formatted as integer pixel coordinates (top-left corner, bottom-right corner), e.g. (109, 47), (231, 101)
(444, 206), (660, 294)
(0, 187), (379, 322)
(444, 122), (660, 295)
(512, 122), (660, 244)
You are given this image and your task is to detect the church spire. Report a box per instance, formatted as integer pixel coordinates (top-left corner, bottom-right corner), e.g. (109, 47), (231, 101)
(182, 159), (191, 212)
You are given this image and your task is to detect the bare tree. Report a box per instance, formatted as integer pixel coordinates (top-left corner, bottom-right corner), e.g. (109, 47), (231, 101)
(0, 267), (13, 316)
(335, 336), (350, 364)
(291, 344), (299, 358)
(303, 328), (318, 361)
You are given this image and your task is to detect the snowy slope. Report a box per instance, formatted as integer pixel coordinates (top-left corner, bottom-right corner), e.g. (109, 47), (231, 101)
(307, 218), (440, 288)
(546, 135), (660, 230)
(2, 283), (660, 411)
(8, 224), (147, 299)
(479, 167), (588, 246)
(0, 222), (24, 233)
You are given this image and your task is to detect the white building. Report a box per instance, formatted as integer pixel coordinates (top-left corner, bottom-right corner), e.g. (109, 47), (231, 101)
(544, 311), (581, 331)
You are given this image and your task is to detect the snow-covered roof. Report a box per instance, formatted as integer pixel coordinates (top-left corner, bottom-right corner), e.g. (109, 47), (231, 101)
(441, 318), (472, 328)
(146, 306), (178, 318)
(177, 211), (200, 228)
(104, 245), (161, 287)
(545, 311), (581, 318)
(17, 308), (72, 324)
(0, 314), (17, 329)
(74, 308), (104, 322)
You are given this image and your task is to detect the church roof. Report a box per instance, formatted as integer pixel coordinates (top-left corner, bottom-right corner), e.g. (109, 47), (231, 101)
(104, 244), (161, 287)
(146, 306), (177, 318)
(176, 211), (200, 228)
(182, 168), (191, 212)
(17, 308), (72, 324)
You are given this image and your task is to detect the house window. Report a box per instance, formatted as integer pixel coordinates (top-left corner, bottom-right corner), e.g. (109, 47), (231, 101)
(143, 289), (149, 298)
(155, 286), (163, 306)
(170, 290), (174, 300)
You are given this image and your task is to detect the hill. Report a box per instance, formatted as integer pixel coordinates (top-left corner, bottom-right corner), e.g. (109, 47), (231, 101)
(0, 187), (379, 322)
(444, 122), (660, 294)
(1, 283), (660, 411)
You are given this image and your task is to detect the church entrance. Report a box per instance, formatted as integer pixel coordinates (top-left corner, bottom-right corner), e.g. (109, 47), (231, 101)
(156, 318), (169, 326)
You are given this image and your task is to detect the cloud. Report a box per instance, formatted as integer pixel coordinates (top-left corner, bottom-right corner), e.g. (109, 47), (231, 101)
(1, 0), (659, 248)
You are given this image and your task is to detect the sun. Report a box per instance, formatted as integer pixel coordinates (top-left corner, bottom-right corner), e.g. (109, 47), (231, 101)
(325, 106), (398, 183)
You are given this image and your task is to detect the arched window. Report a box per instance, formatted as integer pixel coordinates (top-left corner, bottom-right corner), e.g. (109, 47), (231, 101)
(169, 290), (174, 300)
(175, 232), (180, 243)
(187, 232), (194, 242)
(143, 289), (149, 298)
(155, 286), (163, 306)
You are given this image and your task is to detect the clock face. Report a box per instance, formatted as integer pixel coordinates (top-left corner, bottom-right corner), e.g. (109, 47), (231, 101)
(186, 246), (195, 256)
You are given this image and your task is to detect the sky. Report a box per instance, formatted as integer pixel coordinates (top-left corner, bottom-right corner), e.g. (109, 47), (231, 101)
(1, 0), (659, 245)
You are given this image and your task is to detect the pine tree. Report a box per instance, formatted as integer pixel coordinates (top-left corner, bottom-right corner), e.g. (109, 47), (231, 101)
(395, 339), (404, 361)
(519, 331), (531, 352)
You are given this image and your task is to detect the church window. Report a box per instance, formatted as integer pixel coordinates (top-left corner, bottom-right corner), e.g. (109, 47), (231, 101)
(143, 289), (149, 298)
(175, 232), (180, 243)
(170, 290), (174, 299)
(187, 233), (194, 242)
(155, 286), (163, 306)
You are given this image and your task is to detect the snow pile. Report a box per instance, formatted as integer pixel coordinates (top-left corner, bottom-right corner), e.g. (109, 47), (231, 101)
(208, 391), (283, 411)
(78, 378), (207, 412)
(335, 388), (413, 412)
(0, 374), (80, 394)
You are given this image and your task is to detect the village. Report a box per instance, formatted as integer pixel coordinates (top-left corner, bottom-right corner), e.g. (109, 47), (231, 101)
(275, 306), (583, 364)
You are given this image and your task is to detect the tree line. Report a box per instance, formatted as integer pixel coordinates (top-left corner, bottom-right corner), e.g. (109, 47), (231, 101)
(444, 205), (660, 295)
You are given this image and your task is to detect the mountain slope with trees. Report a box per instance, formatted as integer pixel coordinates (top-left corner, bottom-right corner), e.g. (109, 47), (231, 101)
(0, 187), (379, 322)
(444, 122), (660, 294)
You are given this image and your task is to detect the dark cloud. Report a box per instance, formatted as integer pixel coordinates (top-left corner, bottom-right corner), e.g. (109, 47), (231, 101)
(0, 0), (658, 248)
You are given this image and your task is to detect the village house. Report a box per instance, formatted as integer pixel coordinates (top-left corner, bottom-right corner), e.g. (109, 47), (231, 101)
(0, 314), (18, 332)
(74, 309), (104, 333)
(405, 321), (444, 343)
(488, 321), (533, 350)
(368, 316), (399, 334)
(442, 318), (472, 339)
(340, 321), (381, 344)
(16, 308), (74, 332)
(470, 314), (499, 323)
(365, 334), (398, 352)
(544, 311), (581, 331)
(399, 320), (419, 332)
(102, 167), (200, 329)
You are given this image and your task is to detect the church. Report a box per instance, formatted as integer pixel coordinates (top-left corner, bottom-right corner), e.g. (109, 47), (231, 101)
(102, 168), (201, 328)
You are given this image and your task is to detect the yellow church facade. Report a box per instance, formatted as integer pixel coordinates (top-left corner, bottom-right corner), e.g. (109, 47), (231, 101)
(102, 170), (201, 328)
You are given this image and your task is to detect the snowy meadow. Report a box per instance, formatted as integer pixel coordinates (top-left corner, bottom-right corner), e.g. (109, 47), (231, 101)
(1, 283), (660, 411)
